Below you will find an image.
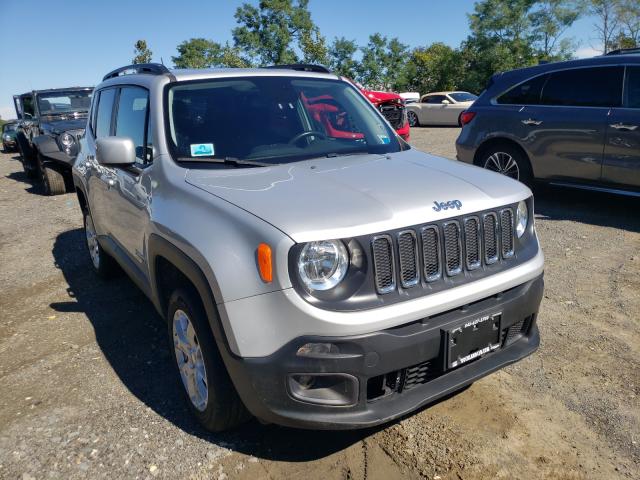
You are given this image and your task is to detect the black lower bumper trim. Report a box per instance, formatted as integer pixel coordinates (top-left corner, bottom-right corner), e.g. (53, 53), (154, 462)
(224, 274), (543, 429)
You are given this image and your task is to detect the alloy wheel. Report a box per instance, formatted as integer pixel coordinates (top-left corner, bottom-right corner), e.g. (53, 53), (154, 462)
(173, 309), (208, 412)
(408, 111), (418, 127)
(483, 152), (520, 180)
(85, 215), (100, 269)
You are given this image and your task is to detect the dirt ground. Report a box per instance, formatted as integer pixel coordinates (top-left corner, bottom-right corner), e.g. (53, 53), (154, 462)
(0, 127), (638, 480)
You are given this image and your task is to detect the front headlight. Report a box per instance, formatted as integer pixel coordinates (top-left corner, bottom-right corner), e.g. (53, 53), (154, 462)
(60, 132), (76, 148)
(3, 134), (10, 141)
(298, 240), (349, 291)
(516, 200), (528, 237)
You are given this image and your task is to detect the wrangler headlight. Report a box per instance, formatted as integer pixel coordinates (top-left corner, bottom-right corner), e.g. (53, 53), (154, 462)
(516, 200), (528, 238)
(298, 240), (349, 291)
(60, 132), (76, 147)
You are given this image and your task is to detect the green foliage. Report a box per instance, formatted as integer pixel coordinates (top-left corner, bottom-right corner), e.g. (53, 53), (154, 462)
(172, 38), (249, 69)
(327, 37), (358, 78)
(398, 43), (464, 93)
(132, 40), (153, 64)
(357, 34), (408, 90)
(232, 0), (327, 65)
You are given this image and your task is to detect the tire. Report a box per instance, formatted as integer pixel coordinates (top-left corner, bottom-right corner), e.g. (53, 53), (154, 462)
(168, 288), (250, 432)
(83, 210), (118, 278)
(16, 137), (37, 178)
(407, 110), (420, 127)
(40, 159), (66, 195)
(477, 143), (533, 186)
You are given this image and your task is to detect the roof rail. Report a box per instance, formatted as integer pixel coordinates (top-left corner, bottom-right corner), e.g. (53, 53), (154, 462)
(102, 63), (171, 81)
(605, 47), (640, 56)
(263, 64), (332, 74)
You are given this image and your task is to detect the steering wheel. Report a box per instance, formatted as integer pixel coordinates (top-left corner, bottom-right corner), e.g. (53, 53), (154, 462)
(288, 130), (327, 145)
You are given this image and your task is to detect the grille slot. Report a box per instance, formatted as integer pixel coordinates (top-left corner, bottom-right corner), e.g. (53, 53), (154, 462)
(397, 231), (419, 288)
(371, 235), (395, 294)
(500, 209), (514, 258)
(402, 360), (436, 390)
(443, 221), (462, 276)
(464, 217), (481, 270)
(483, 213), (499, 264)
(421, 226), (441, 282)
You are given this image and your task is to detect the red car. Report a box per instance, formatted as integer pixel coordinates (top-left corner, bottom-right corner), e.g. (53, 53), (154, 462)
(357, 85), (411, 141)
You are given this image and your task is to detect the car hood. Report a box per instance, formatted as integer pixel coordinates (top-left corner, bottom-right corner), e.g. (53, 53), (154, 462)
(361, 89), (402, 104)
(185, 149), (530, 243)
(40, 117), (87, 135)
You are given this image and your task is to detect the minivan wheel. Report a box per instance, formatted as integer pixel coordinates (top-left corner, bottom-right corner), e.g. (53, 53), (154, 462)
(83, 210), (118, 277)
(407, 111), (420, 127)
(480, 145), (533, 186)
(167, 288), (250, 432)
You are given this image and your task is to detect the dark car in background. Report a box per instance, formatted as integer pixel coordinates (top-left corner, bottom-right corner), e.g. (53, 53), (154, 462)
(2, 121), (19, 152)
(456, 50), (640, 196)
(14, 87), (93, 194)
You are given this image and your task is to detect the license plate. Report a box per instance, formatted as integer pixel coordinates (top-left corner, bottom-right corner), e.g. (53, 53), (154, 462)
(447, 313), (501, 369)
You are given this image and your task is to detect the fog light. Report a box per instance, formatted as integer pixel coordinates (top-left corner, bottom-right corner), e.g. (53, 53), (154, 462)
(288, 374), (358, 406)
(296, 343), (339, 357)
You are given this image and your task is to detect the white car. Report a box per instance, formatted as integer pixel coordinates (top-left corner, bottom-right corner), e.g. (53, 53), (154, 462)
(407, 91), (478, 127)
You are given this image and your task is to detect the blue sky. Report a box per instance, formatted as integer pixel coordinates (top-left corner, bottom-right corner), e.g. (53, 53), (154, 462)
(0, 0), (600, 120)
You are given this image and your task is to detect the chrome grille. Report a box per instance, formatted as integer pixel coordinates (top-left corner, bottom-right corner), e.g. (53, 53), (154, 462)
(421, 226), (441, 282)
(397, 231), (419, 288)
(443, 221), (462, 276)
(464, 217), (481, 270)
(371, 235), (395, 294)
(370, 205), (517, 295)
(500, 209), (514, 258)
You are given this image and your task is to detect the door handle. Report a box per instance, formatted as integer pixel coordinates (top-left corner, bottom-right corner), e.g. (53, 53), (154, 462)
(610, 123), (638, 131)
(521, 118), (543, 126)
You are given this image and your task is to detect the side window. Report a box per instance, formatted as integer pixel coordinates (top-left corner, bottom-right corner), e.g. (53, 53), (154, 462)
(426, 95), (446, 104)
(95, 88), (116, 138)
(90, 92), (100, 135)
(541, 67), (623, 107)
(114, 86), (149, 164)
(497, 74), (548, 105)
(625, 66), (640, 108)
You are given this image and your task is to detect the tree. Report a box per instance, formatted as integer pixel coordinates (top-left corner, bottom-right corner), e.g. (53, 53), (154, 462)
(588, 0), (621, 53)
(357, 34), (408, 90)
(616, 0), (640, 47)
(529, 0), (583, 59)
(398, 43), (464, 94)
(172, 38), (249, 69)
(132, 40), (153, 64)
(327, 37), (358, 78)
(232, 0), (326, 65)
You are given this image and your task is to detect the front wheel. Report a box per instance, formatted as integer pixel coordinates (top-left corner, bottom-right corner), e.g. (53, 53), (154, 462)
(479, 145), (533, 186)
(39, 155), (66, 195)
(84, 210), (118, 278)
(407, 111), (420, 127)
(168, 288), (250, 432)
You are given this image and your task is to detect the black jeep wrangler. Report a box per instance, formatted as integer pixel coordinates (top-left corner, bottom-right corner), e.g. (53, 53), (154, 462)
(14, 87), (93, 195)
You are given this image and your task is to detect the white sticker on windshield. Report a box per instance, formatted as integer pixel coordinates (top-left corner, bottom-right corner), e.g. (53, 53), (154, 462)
(190, 143), (214, 157)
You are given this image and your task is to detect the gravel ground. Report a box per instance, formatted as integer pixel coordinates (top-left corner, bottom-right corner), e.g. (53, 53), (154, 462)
(0, 127), (638, 480)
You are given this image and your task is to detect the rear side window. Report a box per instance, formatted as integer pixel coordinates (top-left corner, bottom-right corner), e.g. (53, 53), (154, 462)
(497, 74), (548, 105)
(625, 66), (640, 108)
(541, 67), (623, 107)
(95, 88), (116, 138)
(115, 86), (149, 163)
(425, 95), (446, 104)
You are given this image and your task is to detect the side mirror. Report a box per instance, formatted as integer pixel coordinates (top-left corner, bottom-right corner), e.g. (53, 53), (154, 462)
(441, 99), (451, 105)
(96, 137), (136, 166)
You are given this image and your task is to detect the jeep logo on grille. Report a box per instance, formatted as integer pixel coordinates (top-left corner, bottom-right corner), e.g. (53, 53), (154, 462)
(432, 200), (462, 212)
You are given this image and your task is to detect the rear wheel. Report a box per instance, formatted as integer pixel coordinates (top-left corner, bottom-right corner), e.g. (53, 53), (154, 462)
(168, 288), (250, 432)
(407, 111), (420, 127)
(478, 144), (533, 186)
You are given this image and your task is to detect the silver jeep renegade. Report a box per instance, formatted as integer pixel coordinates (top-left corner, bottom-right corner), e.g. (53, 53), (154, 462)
(72, 63), (544, 431)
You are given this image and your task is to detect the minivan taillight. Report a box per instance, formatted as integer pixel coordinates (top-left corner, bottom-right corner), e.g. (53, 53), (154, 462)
(460, 111), (476, 126)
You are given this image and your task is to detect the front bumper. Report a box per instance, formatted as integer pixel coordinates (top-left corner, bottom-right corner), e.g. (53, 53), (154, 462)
(2, 140), (16, 150)
(225, 274), (543, 429)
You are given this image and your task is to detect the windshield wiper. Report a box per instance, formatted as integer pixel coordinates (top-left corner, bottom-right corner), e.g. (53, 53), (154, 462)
(176, 156), (272, 167)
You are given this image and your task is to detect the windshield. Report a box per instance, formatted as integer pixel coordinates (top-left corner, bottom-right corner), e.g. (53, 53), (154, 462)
(166, 76), (402, 164)
(449, 92), (478, 102)
(37, 90), (92, 115)
(3, 124), (17, 132)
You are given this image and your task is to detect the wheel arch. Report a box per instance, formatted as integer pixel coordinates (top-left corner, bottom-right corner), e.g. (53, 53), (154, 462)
(473, 137), (535, 176)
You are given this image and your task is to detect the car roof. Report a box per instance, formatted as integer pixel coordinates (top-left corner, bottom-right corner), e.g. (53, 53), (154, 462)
(17, 87), (93, 96)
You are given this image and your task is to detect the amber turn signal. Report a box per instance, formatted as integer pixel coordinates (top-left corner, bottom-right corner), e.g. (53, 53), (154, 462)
(257, 243), (273, 283)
